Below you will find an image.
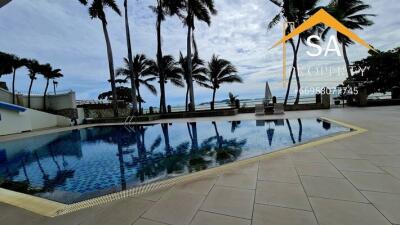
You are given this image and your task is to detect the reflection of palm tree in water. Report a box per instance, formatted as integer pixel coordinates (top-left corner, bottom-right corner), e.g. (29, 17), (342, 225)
(286, 119), (303, 144)
(21, 156), (30, 184)
(286, 119), (296, 144)
(160, 123), (189, 174)
(187, 122), (211, 172)
(34, 151), (49, 181)
(187, 122), (199, 150)
(116, 142), (127, 190)
(298, 119), (303, 142)
(212, 121), (247, 164)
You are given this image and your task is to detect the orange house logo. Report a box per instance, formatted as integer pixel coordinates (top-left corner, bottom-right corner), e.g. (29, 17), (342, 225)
(272, 9), (376, 83)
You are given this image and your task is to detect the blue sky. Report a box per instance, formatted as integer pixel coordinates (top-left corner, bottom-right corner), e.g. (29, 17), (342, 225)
(0, 0), (399, 107)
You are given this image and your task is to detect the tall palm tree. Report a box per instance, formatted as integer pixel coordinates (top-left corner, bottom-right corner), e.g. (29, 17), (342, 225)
(324, 0), (374, 78)
(10, 56), (28, 104)
(0, 52), (13, 79)
(123, 0), (138, 115)
(26, 59), (41, 108)
(203, 55), (242, 110)
(148, 55), (185, 112)
(150, 0), (184, 113)
(41, 64), (63, 110)
(116, 55), (157, 114)
(79, 0), (121, 117)
(183, 0), (217, 111)
(178, 52), (208, 111)
(268, 0), (322, 105)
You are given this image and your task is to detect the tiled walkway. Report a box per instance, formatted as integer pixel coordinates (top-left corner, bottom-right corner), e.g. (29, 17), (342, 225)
(1, 106), (400, 225)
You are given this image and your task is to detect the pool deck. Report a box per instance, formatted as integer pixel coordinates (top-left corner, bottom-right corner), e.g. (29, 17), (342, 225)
(1, 106), (400, 225)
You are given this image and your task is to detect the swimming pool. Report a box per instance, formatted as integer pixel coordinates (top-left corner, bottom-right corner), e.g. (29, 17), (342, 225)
(0, 118), (350, 204)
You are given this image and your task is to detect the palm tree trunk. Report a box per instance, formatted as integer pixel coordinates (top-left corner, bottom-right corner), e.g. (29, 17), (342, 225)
(28, 78), (34, 108)
(12, 68), (16, 104)
(124, 0), (138, 115)
(101, 19), (119, 117)
(43, 78), (50, 110)
(294, 39), (301, 105)
(284, 38), (301, 105)
(137, 84), (142, 115)
(211, 88), (216, 110)
(185, 86), (189, 111)
(187, 9), (195, 111)
(342, 43), (352, 78)
(156, 9), (166, 114)
(53, 82), (57, 95)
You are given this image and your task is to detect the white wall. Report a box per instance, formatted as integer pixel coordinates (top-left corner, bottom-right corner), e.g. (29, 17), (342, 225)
(0, 88), (76, 111)
(0, 107), (71, 136)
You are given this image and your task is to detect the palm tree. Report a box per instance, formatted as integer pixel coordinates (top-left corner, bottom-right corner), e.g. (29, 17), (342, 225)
(183, 0), (217, 111)
(148, 55), (185, 112)
(150, 0), (184, 113)
(79, 0), (121, 117)
(10, 56), (28, 104)
(268, 0), (322, 105)
(324, 0), (374, 78)
(177, 52), (207, 111)
(41, 64), (63, 110)
(123, 0), (138, 115)
(203, 55), (242, 110)
(0, 52), (13, 79)
(116, 55), (157, 114)
(26, 59), (41, 108)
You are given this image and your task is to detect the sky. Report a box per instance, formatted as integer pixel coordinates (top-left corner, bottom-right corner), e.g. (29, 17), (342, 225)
(0, 0), (399, 108)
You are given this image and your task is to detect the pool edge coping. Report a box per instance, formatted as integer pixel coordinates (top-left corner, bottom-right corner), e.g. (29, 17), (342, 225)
(0, 116), (367, 217)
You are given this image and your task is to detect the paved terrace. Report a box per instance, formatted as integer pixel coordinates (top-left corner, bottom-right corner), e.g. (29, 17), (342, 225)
(1, 106), (400, 225)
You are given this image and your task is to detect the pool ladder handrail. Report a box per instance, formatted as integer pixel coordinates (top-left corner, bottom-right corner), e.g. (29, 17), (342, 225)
(124, 115), (136, 125)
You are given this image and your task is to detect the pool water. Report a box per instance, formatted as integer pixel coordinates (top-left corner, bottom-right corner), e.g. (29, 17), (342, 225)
(0, 118), (350, 204)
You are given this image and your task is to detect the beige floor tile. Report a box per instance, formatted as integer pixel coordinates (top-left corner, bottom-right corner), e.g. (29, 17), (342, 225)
(362, 191), (400, 225)
(142, 189), (205, 225)
(252, 204), (317, 225)
(382, 166), (400, 179)
(319, 147), (362, 159)
(190, 211), (250, 225)
(256, 180), (311, 211)
(133, 218), (166, 225)
(343, 171), (400, 194)
(200, 186), (255, 219)
(228, 162), (259, 175)
(174, 175), (217, 195)
(41, 204), (108, 225)
(136, 187), (172, 202)
(329, 158), (384, 173)
(81, 198), (153, 225)
(346, 143), (400, 156)
(295, 163), (343, 178)
(361, 155), (400, 167)
(310, 197), (391, 225)
(300, 176), (368, 203)
(0, 207), (46, 225)
(216, 172), (257, 189)
(258, 165), (300, 183)
(290, 152), (329, 163)
(259, 156), (293, 168)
